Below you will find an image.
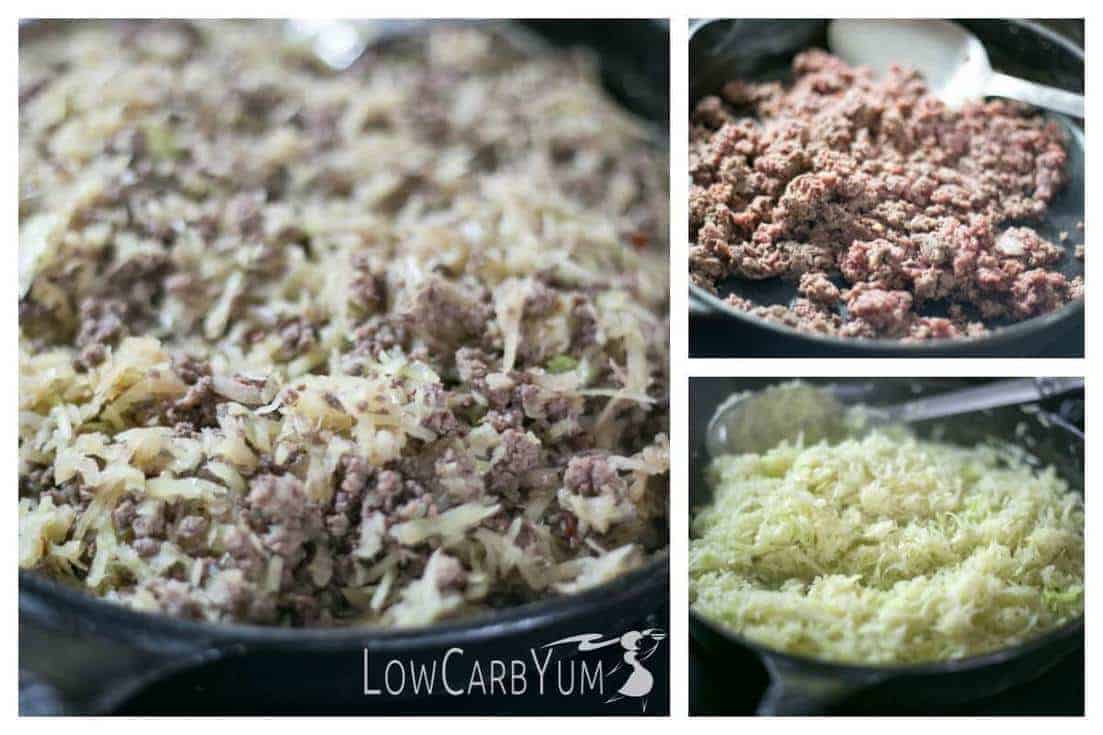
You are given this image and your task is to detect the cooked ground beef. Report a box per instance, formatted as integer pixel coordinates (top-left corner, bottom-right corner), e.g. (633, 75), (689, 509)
(19, 21), (668, 627)
(689, 49), (1082, 340)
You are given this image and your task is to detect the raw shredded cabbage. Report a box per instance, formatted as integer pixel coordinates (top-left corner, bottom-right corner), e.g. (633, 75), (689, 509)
(690, 429), (1084, 664)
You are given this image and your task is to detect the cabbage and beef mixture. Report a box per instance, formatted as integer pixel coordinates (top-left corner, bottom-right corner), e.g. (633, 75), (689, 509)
(18, 21), (669, 627)
(690, 426), (1084, 664)
(689, 50), (1083, 340)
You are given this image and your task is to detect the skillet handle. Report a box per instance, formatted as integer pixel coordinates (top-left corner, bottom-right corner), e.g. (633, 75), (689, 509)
(757, 657), (885, 716)
(19, 607), (224, 715)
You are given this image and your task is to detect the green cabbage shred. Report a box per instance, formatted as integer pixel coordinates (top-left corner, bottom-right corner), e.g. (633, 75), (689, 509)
(546, 355), (578, 374)
(690, 428), (1084, 664)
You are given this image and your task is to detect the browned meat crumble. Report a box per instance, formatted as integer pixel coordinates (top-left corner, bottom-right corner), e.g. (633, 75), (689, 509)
(689, 50), (1082, 340)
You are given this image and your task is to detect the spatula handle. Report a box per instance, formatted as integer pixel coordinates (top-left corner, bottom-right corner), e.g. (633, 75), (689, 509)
(892, 377), (1083, 425)
(986, 72), (1084, 118)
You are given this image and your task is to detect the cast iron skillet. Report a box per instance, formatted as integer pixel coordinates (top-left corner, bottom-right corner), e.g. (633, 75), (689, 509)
(689, 19), (1085, 357)
(18, 19), (671, 716)
(688, 378), (1085, 714)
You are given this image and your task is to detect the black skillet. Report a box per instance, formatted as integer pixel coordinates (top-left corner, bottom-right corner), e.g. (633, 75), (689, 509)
(18, 19), (671, 716)
(688, 378), (1085, 714)
(689, 19), (1085, 357)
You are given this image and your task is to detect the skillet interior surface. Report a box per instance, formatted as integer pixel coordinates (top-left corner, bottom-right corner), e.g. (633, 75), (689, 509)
(688, 19), (1085, 355)
(19, 19), (671, 714)
(688, 378), (1085, 713)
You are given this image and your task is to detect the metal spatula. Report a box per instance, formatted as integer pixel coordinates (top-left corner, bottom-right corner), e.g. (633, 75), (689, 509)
(707, 377), (1084, 457)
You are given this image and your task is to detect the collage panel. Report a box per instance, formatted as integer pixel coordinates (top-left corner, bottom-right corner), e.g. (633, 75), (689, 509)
(688, 19), (1085, 357)
(689, 377), (1085, 715)
(13, 12), (1093, 723)
(18, 19), (670, 715)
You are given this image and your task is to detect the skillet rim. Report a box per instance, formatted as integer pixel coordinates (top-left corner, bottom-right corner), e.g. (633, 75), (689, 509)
(22, 552), (670, 650)
(690, 607), (1084, 678)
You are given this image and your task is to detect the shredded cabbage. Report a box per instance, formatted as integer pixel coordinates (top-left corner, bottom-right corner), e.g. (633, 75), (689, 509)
(690, 429), (1084, 664)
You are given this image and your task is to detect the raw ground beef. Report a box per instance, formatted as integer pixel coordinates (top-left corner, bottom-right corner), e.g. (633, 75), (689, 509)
(689, 50), (1083, 341)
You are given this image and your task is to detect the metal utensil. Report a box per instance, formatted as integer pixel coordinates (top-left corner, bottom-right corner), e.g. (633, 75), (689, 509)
(282, 20), (417, 69)
(828, 19), (1084, 117)
(707, 377), (1084, 457)
(284, 20), (552, 71)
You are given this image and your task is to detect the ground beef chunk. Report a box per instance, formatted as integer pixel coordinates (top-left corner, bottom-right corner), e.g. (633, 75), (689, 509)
(790, 298), (842, 334)
(519, 384), (577, 424)
(112, 498), (138, 532)
(361, 469), (433, 522)
(690, 49), (1080, 340)
(246, 473), (324, 560)
(167, 375), (219, 430)
(489, 429), (542, 493)
(132, 537), (161, 557)
(75, 298), (130, 367)
(172, 515), (210, 551)
(335, 455), (372, 514)
(563, 454), (627, 498)
(995, 227), (1063, 268)
(1011, 269), (1078, 318)
(350, 316), (412, 360)
(689, 244), (728, 290)
(726, 294), (841, 335)
(203, 569), (259, 621)
(798, 272), (841, 306)
(420, 385), (461, 437)
(147, 579), (205, 620)
(171, 353), (212, 384)
(484, 407), (523, 432)
(276, 316), (319, 358)
(131, 500), (166, 538)
(843, 283), (914, 337)
(349, 254), (386, 314)
(522, 281), (559, 319)
(106, 253), (171, 307)
(454, 346), (493, 383)
(406, 277), (492, 347)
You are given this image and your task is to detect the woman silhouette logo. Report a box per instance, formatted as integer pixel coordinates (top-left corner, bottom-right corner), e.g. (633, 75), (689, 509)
(543, 628), (666, 711)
